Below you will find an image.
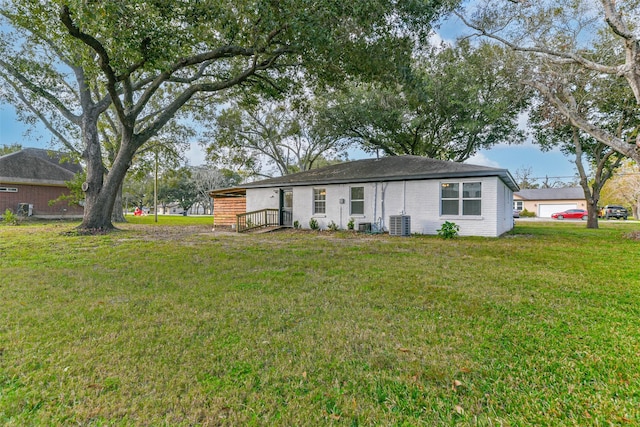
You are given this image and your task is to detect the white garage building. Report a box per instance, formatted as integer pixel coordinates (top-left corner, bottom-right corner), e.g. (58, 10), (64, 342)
(513, 187), (586, 218)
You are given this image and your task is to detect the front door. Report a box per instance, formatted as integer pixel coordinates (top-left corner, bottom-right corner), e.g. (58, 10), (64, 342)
(280, 189), (293, 226)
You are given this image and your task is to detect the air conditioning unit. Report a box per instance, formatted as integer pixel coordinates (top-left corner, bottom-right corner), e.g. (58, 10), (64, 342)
(17, 203), (33, 217)
(389, 215), (410, 236)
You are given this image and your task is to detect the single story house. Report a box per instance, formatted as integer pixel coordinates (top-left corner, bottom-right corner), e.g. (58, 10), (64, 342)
(513, 187), (586, 217)
(210, 156), (519, 237)
(0, 147), (84, 218)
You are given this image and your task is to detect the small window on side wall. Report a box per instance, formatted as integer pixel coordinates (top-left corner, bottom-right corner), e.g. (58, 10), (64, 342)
(350, 186), (364, 215)
(313, 188), (326, 214)
(441, 182), (482, 216)
(441, 183), (459, 215)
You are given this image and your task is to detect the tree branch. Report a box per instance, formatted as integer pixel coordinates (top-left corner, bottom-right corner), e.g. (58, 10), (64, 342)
(525, 79), (639, 159)
(59, 5), (128, 125)
(0, 59), (80, 125)
(454, 11), (624, 76)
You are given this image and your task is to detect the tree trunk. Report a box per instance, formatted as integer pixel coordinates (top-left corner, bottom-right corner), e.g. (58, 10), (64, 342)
(78, 114), (114, 231)
(111, 183), (126, 223)
(78, 123), (135, 232)
(586, 198), (600, 229)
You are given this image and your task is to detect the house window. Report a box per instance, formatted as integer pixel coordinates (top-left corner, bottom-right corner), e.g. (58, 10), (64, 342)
(0, 187), (18, 193)
(350, 186), (364, 215)
(441, 182), (482, 216)
(313, 188), (326, 214)
(513, 200), (523, 211)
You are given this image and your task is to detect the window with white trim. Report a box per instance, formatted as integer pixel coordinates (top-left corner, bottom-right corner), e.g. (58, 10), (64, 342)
(513, 200), (523, 211)
(350, 186), (364, 215)
(441, 182), (482, 216)
(313, 188), (326, 214)
(0, 187), (18, 193)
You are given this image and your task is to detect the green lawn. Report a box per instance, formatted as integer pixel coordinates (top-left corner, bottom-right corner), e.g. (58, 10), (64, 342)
(1, 220), (639, 425)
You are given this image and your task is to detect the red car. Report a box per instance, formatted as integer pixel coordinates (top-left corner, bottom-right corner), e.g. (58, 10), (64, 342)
(551, 209), (589, 220)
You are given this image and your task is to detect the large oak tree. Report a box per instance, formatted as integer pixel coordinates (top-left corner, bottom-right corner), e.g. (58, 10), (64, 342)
(0, 0), (457, 232)
(318, 40), (530, 161)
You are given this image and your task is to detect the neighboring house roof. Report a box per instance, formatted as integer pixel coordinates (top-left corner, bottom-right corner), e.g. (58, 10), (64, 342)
(515, 187), (584, 201)
(216, 156), (519, 193)
(0, 148), (82, 186)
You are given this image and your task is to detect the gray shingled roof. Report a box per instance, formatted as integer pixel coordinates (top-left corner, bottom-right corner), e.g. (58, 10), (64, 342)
(515, 187), (585, 201)
(0, 148), (82, 185)
(238, 156), (519, 191)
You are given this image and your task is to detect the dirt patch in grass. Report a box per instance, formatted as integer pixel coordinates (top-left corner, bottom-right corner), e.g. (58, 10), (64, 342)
(625, 230), (640, 240)
(119, 224), (219, 240)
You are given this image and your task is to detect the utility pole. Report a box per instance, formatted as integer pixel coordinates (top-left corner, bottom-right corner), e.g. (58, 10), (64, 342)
(154, 148), (158, 223)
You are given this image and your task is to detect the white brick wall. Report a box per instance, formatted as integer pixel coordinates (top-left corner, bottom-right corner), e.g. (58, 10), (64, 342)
(246, 176), (514, 237)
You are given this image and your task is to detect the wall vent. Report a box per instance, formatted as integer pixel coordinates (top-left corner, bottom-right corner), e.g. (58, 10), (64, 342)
(358, 222), (371, 232)
(389, 215), (410, 236)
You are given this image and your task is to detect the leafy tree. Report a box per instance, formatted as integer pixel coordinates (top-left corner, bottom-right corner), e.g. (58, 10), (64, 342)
(457, 0), (640, 163)
(0, 143), (22, 155)
(320, 40), (529, 161)
(530, 62), (634, 228)
(123, 174), (152, 213)
(205, 98), (350, 177)
(100, 107), (193, 222)
(0, 0), (457, 233)
(162, 167), (198, 214)
(600, 160), (640, 218)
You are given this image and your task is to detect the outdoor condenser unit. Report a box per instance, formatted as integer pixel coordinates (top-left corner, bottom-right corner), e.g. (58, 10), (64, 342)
(389, 215), (410, 236)
(17, 203), (33, 217)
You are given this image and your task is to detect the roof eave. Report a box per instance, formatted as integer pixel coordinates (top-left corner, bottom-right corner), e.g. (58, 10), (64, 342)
(0, 177), (69, 186)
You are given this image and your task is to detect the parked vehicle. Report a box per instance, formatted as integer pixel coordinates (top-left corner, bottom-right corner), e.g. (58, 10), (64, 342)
(551, 209), (589, 220)
(600, 205), (628, 220)
(513, 209), (520, 218)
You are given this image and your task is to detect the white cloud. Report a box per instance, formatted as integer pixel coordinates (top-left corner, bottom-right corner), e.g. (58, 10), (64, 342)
(465, 152), (501, 168)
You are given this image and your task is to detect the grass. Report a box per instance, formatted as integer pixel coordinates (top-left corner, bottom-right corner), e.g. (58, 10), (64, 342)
(1, 219), (639, 425)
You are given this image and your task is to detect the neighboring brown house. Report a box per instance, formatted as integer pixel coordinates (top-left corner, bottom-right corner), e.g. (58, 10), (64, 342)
(0, 147), (84, 218)
(514, 187), (586, 218)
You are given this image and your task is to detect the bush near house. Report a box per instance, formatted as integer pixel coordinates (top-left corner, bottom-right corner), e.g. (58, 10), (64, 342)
(519, 208), (536, 217)
(1, 220), (639, 425)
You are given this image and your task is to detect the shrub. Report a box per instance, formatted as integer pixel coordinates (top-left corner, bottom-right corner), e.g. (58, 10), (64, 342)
(293, 220), (300, 229)
(2, 209), (19, 226)
(347, 217), (355, 230)
(327, 221), (339, 231)
(519, 208), (536, 218)
(437, 221), (459, 239)
(309, 218), (319, 230)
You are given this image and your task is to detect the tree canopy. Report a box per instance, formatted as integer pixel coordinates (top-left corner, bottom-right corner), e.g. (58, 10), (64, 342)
(204, 98), (351, 178)
(0, 0), (458, 231)
(319, 40), (529, 162)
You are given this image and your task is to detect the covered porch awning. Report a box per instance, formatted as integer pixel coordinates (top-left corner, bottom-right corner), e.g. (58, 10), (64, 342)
(209, 187), (247, 198)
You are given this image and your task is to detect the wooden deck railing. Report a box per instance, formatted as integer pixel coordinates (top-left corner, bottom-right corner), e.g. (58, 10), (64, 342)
(236, 209), (280, 232)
